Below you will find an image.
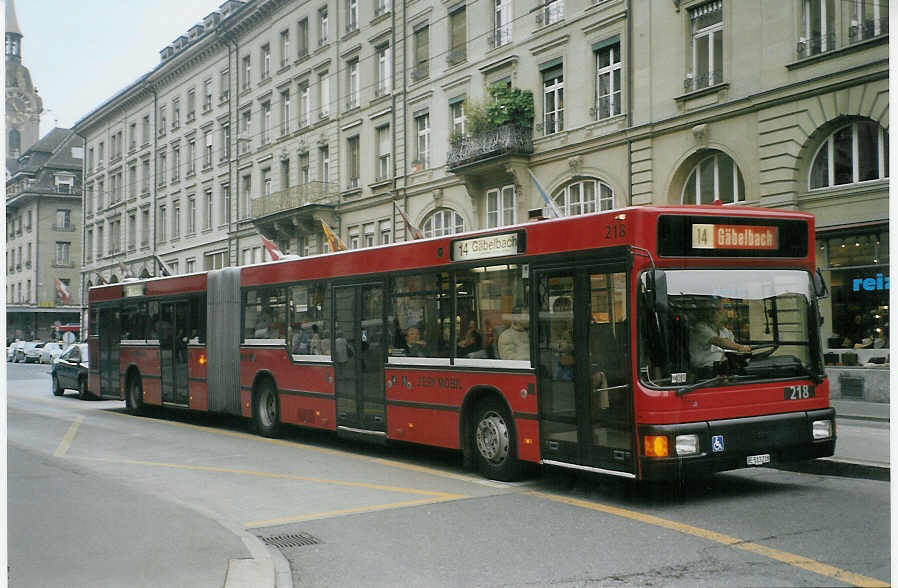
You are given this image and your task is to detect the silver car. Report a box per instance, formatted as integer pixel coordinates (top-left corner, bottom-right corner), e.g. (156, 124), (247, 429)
(40, 342), (65, 364)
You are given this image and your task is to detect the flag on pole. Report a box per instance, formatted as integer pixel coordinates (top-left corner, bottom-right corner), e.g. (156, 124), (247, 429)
(320, 219), (347, 252)
(259, 233), (284, 261)
(153, 254), (173, 277)
(95, 272), (107, 285)
(118, 260), (134, 279)
(527, 168), (563, 219)
(393, 201), (424, 240)
(54, 278), (72, 304)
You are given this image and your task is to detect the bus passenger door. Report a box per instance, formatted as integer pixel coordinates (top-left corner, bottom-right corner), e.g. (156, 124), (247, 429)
(536, 268), (634, 474)
(160, 300), (190, 405)
(334, 284), (386, 433)
(98, 306), (121, 397)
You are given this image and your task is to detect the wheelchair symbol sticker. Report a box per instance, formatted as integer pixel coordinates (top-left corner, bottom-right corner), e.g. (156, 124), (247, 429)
(711, 435), (725, 452)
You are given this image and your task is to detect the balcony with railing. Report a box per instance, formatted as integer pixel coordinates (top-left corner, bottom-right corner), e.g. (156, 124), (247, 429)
(250, 181), (339, 220)
(447, 124), (533, 172)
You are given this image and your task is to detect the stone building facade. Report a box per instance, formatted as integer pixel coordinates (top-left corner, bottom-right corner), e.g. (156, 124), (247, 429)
(73, 0), (888, 394)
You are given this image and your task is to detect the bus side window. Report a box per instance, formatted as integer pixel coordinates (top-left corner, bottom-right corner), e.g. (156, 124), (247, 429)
(245, 287), (288, 342)
(455, 265), (530, 362)
(389, 272), (451, 358)
(190, 295), (206, 344)
(146, 301), (160, 341)
(289, 282), (329, 356)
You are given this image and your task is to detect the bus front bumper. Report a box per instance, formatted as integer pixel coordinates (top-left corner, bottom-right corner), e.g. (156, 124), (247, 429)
(637, 408), (836, 481)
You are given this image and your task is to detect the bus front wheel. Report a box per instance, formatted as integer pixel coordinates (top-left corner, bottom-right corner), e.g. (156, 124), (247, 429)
(473, 397), (521, 482)
(126, 375), (144, 414)
(254, 379), (281, 438)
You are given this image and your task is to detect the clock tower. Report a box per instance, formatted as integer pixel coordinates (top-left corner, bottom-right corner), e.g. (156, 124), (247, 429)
(6, 0), (42, 161)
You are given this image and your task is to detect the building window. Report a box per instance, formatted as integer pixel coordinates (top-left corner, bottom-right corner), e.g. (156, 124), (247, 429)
(319, 145), (330, 182)
(86, 229), (94, 261)
(375, 44), (391, 95)
(280, 30), (290, 67)
(56, 209), (71, 230)
(541, 0), (563, 25)
(810, 121), (889, 189)
(203, 80), (213, 111)
(299, 82), (310, 127)
(55, 242), (71, 266)
(300, 152), (310, 183)
(141, 209), (150, 247)
(346, 0), (358, 32)
(346, 58), (359, 109)
(220, 184), (230, 226)
(172, 201), (181, 239)
(486, 185), (516, 228)
(222, 122), (231, 162)
(280, 90), (291, 136)
(187, 139), (196, 175)
(128, 213), (137, 250)
(187, 90), (196, 121)
(298, 18), (309, 57)
(681, 151), (745, 204)
(187, 196), (197, 235)
(204, 251), (227, 270)
(688, 1), (723, 91)
(553, 178), (614, 216)
(542, 65), (564, 135)
(415, 113), (430, 168)
(799, 0), (835, 58)
(242, 55), (252, 89)
(412, 24), (429, 81)
(262, 168), (272, 197)
(379, 219), (392, 244)
(363, 223), (375, 248)
(376, 125), (391, 180)
(318, 71), (330, 118)
(186, 259), (196, 274)
(172, 145), (181, 180)
(848, 0), (887, 43)
(448, 6), (467, 65)
(348, 226), (360, 250)
(204, 132), (213, 168)
(595, 41), (621, 120)
(494, 0), (512, 47)
(203, 189), (213, 231)
(261, 101), (271, 144)
(422, 208), (465, 238)
(450, 100), (466, 135)
(221, 69), (230, 102)
(319, 7), (329, 46)
(261, 44), (271, 79)
(347, 136), (360, 189)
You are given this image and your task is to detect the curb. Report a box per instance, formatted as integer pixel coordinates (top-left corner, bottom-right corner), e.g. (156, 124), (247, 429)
(837, 415), (890, 424)
(774, 458), (889, 482)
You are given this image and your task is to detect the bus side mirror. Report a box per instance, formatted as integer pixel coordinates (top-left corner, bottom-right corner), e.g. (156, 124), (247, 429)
(814, 268), (828, 299)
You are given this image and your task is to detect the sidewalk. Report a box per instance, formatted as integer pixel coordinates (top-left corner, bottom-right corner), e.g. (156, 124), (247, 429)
(776, 399), (890, 481)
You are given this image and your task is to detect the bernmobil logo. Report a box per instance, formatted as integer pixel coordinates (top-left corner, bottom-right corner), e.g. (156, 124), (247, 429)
(852, 273), (889, 292)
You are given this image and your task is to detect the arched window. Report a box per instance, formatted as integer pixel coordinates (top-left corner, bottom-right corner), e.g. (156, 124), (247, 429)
(422, 208), (465, 238)
(8, 129), (20, 154)
(552, 178), (614, 216)
(681, 151), (745, 204)
(810, 121), (889, 189)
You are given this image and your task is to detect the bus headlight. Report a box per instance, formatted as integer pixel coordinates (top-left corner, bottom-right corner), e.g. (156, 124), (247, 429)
(675, 434), (700, 456)
(812, 419), (833, 440)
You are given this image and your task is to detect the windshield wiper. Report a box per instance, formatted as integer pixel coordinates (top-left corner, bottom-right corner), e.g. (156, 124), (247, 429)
(676, 375), (725, 396)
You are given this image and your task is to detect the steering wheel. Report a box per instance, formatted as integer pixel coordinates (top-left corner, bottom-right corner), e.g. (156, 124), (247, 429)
(747, 343), (778, 360)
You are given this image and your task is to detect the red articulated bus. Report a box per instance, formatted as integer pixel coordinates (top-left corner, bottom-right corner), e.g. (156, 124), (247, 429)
(87, 205), (835, 481)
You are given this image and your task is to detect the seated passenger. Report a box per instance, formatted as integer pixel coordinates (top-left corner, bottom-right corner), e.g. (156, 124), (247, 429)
(291, 322), (310, 354)
(457, 320), (482, 357)
(253, 309), (273, 338)
(498, 309), (529, 361)
(405, 326), (427, 357)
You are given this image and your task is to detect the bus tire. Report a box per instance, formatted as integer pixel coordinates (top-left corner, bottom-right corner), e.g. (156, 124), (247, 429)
(52, 374), (63, 397)
(254, 379), (281, 438)
(472, 397), (522, 482)
(126, 374), (144, 414)
(78, 377), (89, 401)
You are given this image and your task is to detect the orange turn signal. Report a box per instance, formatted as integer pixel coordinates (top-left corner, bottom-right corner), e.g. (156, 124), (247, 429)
(198, 354), (207, 365)
(643, 435), (669, 457)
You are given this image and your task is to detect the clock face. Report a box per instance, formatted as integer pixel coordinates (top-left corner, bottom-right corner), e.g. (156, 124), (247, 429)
(7, 88), (34, 125)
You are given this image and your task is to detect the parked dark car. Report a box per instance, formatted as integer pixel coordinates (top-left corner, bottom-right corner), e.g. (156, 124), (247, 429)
(51, 343), (90, 400)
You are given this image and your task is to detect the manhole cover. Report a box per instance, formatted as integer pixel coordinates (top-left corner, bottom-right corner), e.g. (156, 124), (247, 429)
(260, 532), (322, 549)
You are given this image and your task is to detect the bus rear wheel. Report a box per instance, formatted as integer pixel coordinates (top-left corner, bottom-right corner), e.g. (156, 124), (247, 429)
(126, 375), (144, 414)
(254, 379), (281, 438)
(473, 397), (522, 482)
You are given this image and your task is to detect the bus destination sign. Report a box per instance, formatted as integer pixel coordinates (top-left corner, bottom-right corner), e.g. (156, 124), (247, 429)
(451, 230), (524, 262)
(691, 223), (779, 251)
(123, 283), (145, 297)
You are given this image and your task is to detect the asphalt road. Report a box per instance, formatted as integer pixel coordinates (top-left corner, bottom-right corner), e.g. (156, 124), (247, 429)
(6, 361), (891, 587)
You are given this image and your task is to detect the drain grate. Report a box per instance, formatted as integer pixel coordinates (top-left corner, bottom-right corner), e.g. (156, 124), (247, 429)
(260, 532), (322, 549)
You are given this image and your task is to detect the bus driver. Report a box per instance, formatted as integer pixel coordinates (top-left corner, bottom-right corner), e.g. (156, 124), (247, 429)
(689, 299), (750, 375)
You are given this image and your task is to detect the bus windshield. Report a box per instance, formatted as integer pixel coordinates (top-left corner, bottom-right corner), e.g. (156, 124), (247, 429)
(639, 269), (821, 388)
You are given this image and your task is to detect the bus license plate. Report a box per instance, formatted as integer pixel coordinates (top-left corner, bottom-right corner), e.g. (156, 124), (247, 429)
(747, 454), (771, 466)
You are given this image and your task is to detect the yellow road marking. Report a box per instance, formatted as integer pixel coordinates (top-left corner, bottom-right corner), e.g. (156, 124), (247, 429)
(245, 497), (459, 528)
(53, 416), (83, 457)
(527, 491), (888, 588)
(73, 455), (466, 499)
